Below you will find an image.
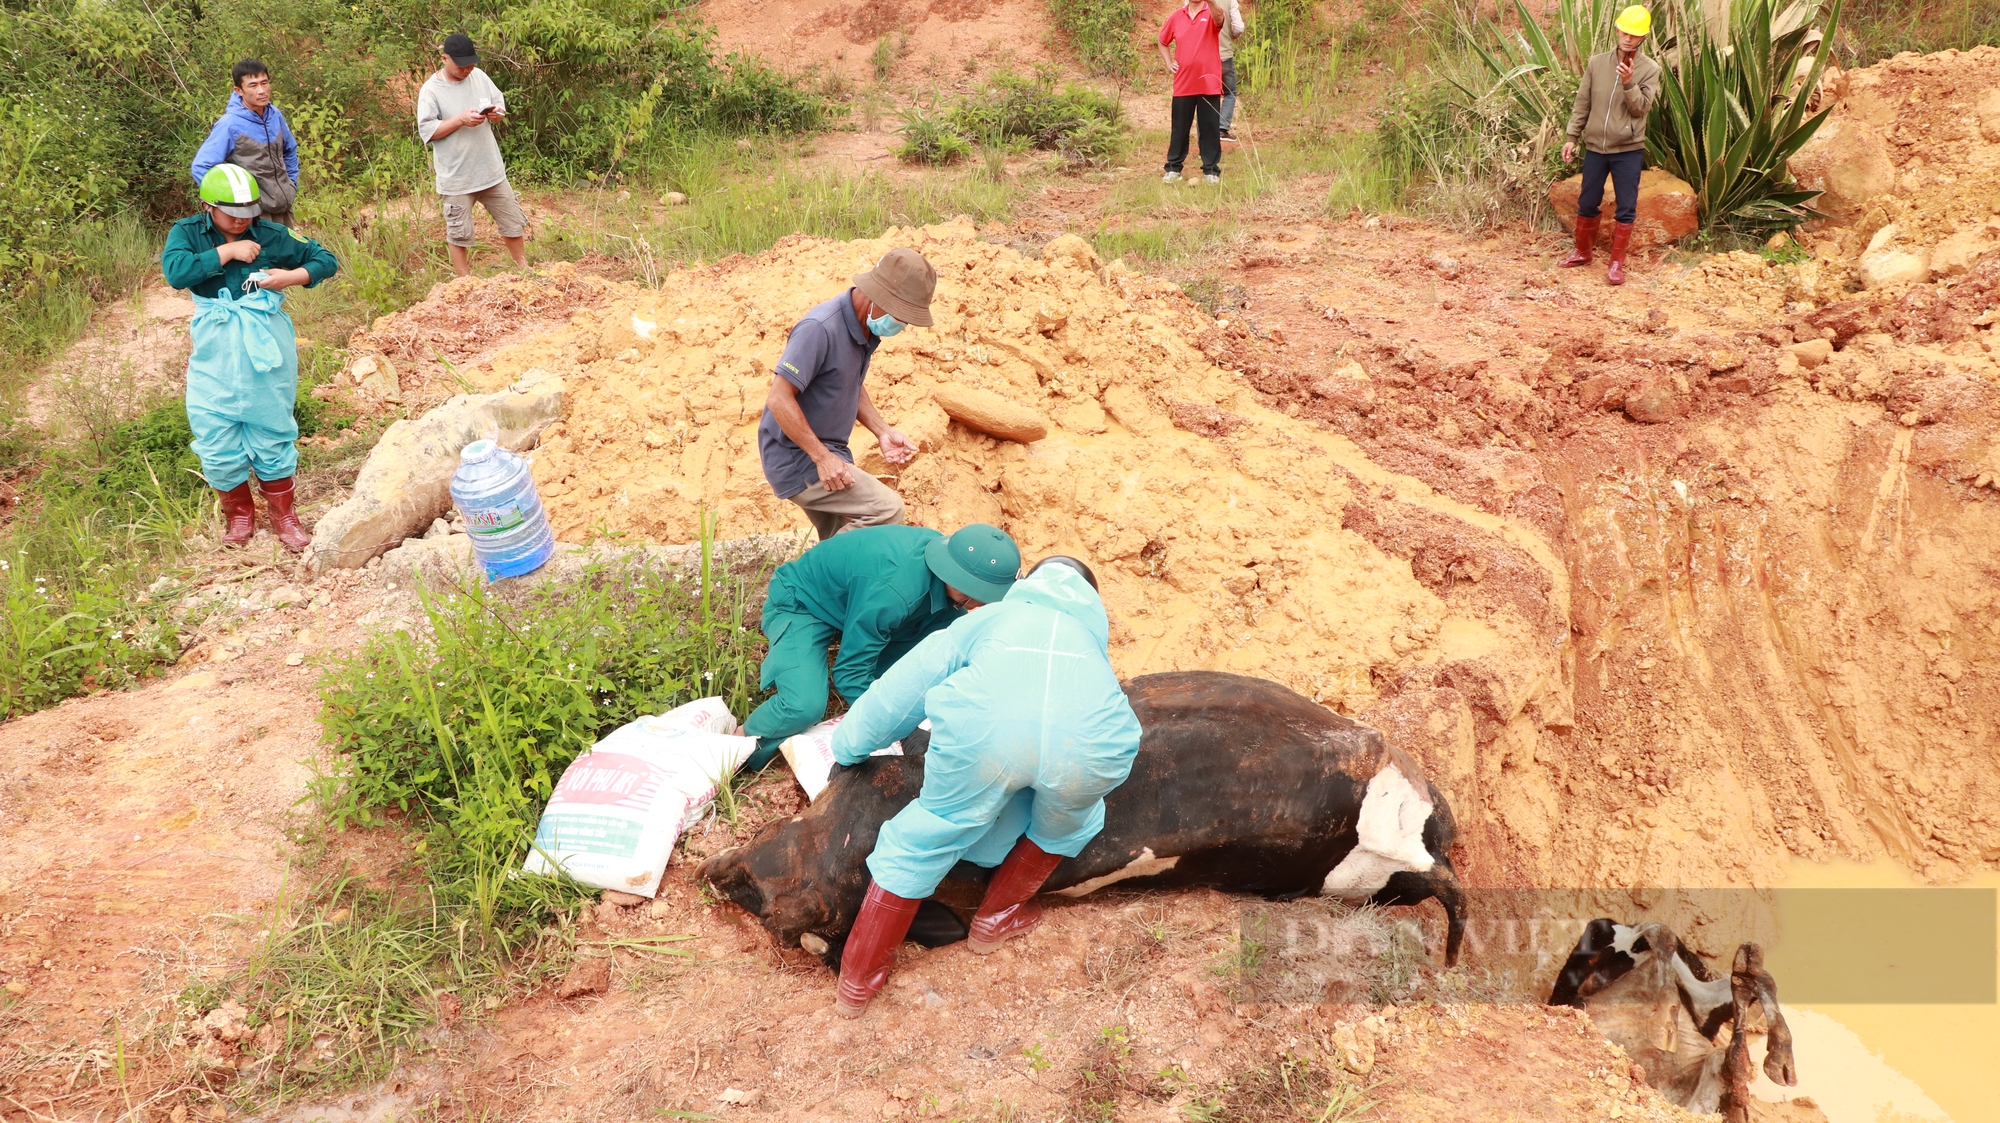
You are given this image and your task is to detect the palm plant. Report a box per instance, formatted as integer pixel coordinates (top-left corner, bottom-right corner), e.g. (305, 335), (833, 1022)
(1647, 0), (1843, 230)
(1461, 0), (1843, 233)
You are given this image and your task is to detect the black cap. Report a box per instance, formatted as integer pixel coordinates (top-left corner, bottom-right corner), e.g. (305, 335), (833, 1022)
(1028, 555), (1098, 591)
(442, 33), (478, 65)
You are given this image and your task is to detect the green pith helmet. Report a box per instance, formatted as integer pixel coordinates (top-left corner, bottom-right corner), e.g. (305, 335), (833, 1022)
(925, 524), (1022, 604)
(199, 164), (261, 219)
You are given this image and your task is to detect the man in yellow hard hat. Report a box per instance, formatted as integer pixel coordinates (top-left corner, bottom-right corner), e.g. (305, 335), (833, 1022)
(1560, 6), (1661, 286)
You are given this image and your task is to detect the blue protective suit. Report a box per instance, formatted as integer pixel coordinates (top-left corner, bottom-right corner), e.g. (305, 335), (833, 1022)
(185, 287), (301, 490)
(162, 213), (337, 490)
(829, 565), (1142, 900)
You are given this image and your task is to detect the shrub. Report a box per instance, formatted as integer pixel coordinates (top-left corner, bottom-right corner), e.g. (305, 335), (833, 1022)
(1057, 116), (1127, 169)
(944, 72), (1123, 150)
(314, 549), (767, 880)
(896, 110), (973, 165)
(1049, 0), (1140, 79)
(1647, 0), (1842, 233)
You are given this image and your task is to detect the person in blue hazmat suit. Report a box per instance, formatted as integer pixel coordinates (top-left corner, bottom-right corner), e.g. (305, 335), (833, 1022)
(741, 523), (1022, 771)
(822, 555), (1141, 1017)
(160, 165), (339, 551)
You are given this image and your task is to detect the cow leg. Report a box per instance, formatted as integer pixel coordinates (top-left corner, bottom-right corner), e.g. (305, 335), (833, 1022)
(1721, 944), (1761, 1123)
(1736, 942), (1798, 1087)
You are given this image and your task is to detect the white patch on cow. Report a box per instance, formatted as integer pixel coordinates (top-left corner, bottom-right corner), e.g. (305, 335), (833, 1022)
(1669, 951), (1733, 1019)
(1320, 764), (1436, 898)
(1053, 848), (1181, 898)
(1611, 923), (1643, 955)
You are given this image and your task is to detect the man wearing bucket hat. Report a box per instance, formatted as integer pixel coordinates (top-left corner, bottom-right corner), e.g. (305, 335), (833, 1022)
(161, 165), (340, 551)
(1560, 5), (1662, 285)
(823, 553), (1140, 1017)
(759, 248), (936, 540)
(741, 522), (1022, 771)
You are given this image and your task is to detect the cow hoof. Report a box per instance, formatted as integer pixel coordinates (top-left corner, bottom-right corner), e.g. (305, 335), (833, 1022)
(833, 997), (870, 1019)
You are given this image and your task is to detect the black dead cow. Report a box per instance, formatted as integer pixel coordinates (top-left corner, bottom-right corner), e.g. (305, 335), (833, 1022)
(700, 671), (1468, 971)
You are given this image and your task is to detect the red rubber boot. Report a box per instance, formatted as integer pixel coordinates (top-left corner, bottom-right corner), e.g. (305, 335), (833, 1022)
(1559, 215), (1599, 267)
(967, 837), (1066, 954)
(1606, 220), (1636, 285)
(259, 477), (312, 553)
(216, 483), (257, 547)
(834, 882), (921, 1018)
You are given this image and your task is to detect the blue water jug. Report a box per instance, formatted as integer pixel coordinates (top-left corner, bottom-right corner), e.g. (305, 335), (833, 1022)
(450, 440), (556, 579)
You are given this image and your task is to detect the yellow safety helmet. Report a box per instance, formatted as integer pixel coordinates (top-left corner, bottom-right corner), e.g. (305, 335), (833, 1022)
(1615, 5), (1652, 36)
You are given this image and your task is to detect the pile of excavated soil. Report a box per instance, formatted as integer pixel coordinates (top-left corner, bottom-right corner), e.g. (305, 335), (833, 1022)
(337, 260), (627, 416)
(1785, 46), (2000, 283)
(482, 220), (1568, 749)
(434, 210), (2000, 917)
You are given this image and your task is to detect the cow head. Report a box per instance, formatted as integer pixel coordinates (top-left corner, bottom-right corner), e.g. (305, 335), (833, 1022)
(698, 732), (930, 966)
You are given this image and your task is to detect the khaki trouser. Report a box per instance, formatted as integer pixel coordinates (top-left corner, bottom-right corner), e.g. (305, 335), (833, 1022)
(442, 180), (528, 247)
(786, 471), (905, 540)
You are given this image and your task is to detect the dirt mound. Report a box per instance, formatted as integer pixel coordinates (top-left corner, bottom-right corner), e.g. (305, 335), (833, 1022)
(1789, 45), (2000, 280)
(339, 260), (627, 416)
(475, 221), (1568, 807)
(424, 210), (2000, 906)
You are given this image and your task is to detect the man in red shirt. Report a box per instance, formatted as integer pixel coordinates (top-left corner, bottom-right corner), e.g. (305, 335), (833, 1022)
(1158, 0), (1226, 184)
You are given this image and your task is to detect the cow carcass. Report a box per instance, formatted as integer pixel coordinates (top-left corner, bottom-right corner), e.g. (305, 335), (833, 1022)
(699, 671), (1466, 969)
(1550, 918), (1798, 1122)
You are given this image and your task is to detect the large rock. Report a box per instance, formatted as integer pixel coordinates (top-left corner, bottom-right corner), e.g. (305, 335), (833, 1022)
(1787, 118), (1897, 218)
(930, 384), (1049, 444)
(306, 368), (564, 572)
(1856, 223), (1930, 289)
(1549, 169), (1699, 250)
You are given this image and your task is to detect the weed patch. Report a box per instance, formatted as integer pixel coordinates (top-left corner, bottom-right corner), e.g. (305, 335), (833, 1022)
(901, 73), (1127, 170)
(897, 110), (975, 166)
(1049, 0), (1141, 78)
(314, 546), (767, 885)
(0, 398), (212, 716)
(1213, 1054), (1378, 1122)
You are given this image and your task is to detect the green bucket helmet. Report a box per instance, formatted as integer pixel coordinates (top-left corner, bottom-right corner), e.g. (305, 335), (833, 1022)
(925, 524), (1022, 605)
(199, 164), (262, 219)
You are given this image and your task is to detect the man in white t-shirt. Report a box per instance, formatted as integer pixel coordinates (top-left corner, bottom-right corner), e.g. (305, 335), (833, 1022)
(416, 34), (528, 276)
(1216, 0), (1247, 141)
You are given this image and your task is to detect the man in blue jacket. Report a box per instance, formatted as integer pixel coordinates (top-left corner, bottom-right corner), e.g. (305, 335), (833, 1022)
(191, 59), (300, 228)
(824, 556), (1141, 1017)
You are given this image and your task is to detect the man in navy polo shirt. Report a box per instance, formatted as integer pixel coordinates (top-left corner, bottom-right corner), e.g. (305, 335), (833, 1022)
(759, 248), (934, 539)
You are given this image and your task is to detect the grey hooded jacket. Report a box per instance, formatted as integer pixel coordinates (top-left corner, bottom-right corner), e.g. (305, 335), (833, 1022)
(1567, 49), (1662, 155)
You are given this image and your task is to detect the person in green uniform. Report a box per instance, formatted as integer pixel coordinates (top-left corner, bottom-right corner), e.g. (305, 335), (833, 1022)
(743, 523), (1022, 770)
(161, 165), (339, 551)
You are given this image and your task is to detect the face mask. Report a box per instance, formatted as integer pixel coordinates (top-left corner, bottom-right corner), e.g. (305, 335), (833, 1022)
(867, 311), (904, 338)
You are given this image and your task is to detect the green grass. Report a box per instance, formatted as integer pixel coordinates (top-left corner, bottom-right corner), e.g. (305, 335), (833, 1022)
(0, 398), (212, 717)
(1091, 221), (1241, 268)
(314, 541), (768, 884)
(1836, 0), (2000, 63)
(187, 536), (772, 1099)
(0, 213), (157, 410)
(541, 134), (1017, 265)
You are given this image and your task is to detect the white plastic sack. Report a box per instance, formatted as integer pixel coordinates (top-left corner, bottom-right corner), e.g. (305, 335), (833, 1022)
(523, 697), (754, 897)
(779, 716), (923, 802)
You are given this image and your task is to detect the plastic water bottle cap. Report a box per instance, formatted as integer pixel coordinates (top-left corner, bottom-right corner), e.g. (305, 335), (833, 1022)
(460, 439), (498, 463)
